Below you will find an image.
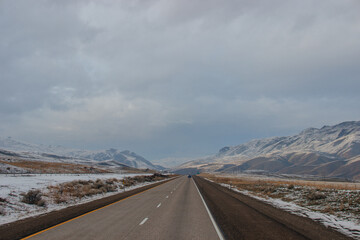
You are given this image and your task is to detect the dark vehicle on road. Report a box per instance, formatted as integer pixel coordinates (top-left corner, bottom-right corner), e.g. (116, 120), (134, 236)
(188, 175), (191, 178)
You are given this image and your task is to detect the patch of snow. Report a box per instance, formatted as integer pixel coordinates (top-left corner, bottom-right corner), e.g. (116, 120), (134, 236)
(0, 173), (160, 225)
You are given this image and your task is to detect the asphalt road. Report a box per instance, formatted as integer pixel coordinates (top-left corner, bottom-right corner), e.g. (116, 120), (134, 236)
(24, 176), (221, 240)
(194, 176), (352, 240)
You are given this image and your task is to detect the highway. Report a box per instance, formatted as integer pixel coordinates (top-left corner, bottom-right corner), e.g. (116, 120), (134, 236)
(12, 175), (352, 240)
(194, 176), (352, 240)
(24, 176), (222, 240)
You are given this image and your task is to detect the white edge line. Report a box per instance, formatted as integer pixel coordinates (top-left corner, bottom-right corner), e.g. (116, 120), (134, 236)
(139, 217), (148, 225)
(192, 178), (225, 240)
(157, 203), (161, 208)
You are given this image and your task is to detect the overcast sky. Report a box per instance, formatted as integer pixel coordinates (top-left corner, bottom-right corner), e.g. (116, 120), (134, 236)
(1, 0), (360, 161)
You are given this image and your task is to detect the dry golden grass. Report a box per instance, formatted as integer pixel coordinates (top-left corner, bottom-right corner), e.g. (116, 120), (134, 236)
(46, 173), (170, 204)
(201, 173), (360, 223)
(0, 159), (109, 174)
(47, 178), (119, 203)
(200, 173), (360, 190)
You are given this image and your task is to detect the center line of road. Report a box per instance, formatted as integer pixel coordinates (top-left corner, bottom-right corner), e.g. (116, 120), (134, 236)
(157, 203), (161, 208)
(139, 217), (148, 226)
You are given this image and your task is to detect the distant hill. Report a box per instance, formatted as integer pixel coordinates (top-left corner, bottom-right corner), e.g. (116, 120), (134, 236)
(67, 149), (163, 170)
(0, 137), (163, 171)
(174, 121), (360, 180)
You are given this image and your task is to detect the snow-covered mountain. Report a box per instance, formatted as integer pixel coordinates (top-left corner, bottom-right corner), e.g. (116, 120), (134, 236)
(0, 137), (68, 154)
(0, 137), (162, 170)
(67, 149), (162, 170)
(218, 121), (360, 159)
(175, 121), (360, 180)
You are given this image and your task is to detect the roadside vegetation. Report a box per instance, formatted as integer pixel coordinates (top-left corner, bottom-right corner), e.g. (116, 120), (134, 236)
(0, 198), (7, 216)
(0, 171), (176, 227)
(21, 190), (46, 207)
(19, 173), (169, 206)
(202, 173), (360, 223)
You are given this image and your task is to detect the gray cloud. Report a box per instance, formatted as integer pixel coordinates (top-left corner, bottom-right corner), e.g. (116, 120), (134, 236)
(1, 0), (360, 160)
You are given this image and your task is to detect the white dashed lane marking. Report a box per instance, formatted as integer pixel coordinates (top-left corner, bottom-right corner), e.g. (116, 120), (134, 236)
(157, 203), (161, 208)
(139, 217), (148, 226)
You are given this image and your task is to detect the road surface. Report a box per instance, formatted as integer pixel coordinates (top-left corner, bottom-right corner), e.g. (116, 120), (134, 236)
(24, 176), (222, 240)
(194, 176), (352, 240)
(17, 176), (352, 240)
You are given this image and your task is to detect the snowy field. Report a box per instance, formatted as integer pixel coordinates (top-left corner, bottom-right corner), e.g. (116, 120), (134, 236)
(0, 173), (156, 225)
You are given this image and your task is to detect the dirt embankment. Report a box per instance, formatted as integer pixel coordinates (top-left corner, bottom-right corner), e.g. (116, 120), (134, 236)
(194, 176), (352, 240)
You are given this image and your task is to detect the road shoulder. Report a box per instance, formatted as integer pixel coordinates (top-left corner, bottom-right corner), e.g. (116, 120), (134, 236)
(194, 176), (352, 240)
(0, 178), (175, 240)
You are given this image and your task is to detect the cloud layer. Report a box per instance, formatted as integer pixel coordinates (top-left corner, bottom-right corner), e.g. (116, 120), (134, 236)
(1, 0), (360, 159)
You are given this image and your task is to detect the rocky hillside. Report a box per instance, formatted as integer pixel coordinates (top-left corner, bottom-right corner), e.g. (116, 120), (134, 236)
(69, 149), (163, 170)
(0, 137), (163, 171)
(175, 121), (360, 180)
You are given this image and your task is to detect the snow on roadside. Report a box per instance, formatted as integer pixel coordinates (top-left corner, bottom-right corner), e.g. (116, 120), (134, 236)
(0, 173), (159, 225)
(217, 182), (360, 239)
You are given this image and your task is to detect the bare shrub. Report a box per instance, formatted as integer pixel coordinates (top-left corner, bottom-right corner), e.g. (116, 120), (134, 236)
(0, 197), (7, 203)
(306, 191), (326, 201)
(339, 202), (345, 211)
(87, 189), (100, 196)
(36, 199), (46, 207)
(323, 205), (334, 214)
(270, 192), (286, 198)
(103, 183), (117, 192)
(72, 189), (85, 199)
(123, 178), (136, 187)
(82, 184), (92, 196)
(94, 179), (105, 189)
(54, 195), (67, 204)
(133, 176), (146, 183)
(152, 173), (168, 181)
(261, 185), (276, 194)
(0, 207), (5, 216)
(21, 190), (46, 206)
(106, 178), (118, 184)
(78, 180), (91, 185)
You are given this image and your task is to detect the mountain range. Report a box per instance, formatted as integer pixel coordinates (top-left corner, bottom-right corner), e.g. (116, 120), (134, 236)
(174, 121), (360, 180)
(0, 137), (163, 171)
(2, 121), (360, 179)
